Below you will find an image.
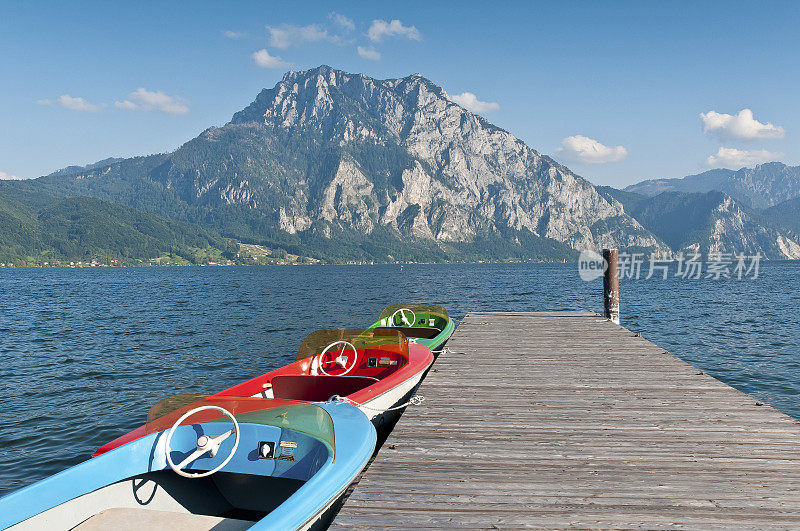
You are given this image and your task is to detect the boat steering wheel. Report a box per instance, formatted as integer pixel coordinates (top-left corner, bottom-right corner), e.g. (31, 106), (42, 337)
(165, 405), (240, 479)
(317, 340), (358, 376)
(392, 308), (416, 327)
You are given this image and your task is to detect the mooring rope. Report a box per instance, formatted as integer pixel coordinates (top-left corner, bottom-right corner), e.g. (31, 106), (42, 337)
(330, 394), (426, 412)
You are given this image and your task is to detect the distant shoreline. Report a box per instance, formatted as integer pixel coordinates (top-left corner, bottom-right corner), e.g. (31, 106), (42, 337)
(2, 257), (796, 269)
(0, 258), (566, 268)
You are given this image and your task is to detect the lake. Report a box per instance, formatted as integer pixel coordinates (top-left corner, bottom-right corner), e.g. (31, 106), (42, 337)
(1, 261), (798, 495)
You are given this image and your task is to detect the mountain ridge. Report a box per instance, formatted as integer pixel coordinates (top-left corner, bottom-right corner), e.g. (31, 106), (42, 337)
(5, 65), (799, 262)
(599, 186), (800, 259)
(625, 162), (800, 209)
(15, 65), (666, 262)
(0, 185), (236, 264)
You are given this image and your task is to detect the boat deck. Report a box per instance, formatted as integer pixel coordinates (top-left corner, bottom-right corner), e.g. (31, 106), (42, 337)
(331, 311), (800, 529)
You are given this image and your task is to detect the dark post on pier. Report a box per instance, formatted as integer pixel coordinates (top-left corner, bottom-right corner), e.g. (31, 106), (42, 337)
(603, 248), (620, 324)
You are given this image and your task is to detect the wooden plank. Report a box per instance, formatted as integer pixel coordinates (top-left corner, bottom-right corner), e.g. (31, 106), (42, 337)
(331, 312), (800, 529)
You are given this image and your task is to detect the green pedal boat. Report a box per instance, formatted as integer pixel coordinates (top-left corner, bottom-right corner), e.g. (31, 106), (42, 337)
(369, 304), (455, 354)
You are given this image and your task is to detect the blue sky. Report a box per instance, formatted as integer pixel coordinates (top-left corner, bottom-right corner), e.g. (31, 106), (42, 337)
(2, 1), (799, 187)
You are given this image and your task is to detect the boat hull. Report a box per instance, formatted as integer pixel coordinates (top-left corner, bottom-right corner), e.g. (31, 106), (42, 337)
(2, 401), (375, 531)
(94, 342), (434, 457)
(357, 358), (427, 445)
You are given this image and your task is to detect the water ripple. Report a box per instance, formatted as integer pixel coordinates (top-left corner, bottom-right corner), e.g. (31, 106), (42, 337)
(1, 262), (799, 495)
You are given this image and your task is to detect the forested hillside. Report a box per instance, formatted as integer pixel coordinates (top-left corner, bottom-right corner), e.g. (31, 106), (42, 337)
(0, 185), (236, 264)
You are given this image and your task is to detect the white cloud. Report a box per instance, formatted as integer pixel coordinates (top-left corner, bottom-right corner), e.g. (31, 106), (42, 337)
(114, 88), (189, 115)
(267, 23), (334, 49)
(0, 171), (20, 180)
(705, 147), (783, 168)
(223, 30), (245, 39)
(558, 135), (628, 164)
(357, 46), (381, 61)
(700, 108), (785, 140)
(36, 98), (52, 106)
(367, 19), (421, 42)
(450, 92), (500, 114)
(56, 94), (103, 112)
(329, 13), (354, 32)
(114, 100), (137, 110)
(252, 49), (291, 69)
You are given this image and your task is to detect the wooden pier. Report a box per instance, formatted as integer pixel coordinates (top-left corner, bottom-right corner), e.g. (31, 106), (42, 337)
(332, 311), (800, 529)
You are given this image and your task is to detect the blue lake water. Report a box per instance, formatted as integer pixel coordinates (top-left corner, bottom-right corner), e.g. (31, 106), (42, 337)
(1, 262), (799, 495)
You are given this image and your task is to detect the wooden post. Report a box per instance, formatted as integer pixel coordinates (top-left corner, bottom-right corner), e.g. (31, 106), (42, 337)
(602, 248), (620, 324)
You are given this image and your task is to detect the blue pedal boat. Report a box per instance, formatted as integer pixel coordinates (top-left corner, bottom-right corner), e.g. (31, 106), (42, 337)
(0, 395), (376, 530)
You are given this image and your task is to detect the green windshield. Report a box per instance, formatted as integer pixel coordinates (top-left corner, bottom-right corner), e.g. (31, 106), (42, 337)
(295, 328), (408, 362)
(145, 395), (335, 457)
(378, 304), (449, 328)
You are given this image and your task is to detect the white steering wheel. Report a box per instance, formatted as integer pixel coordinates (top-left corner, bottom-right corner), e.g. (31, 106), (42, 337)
(317, 340), (358, 376)
(391, 308), (416, 327)
(165, 405), (240, 478)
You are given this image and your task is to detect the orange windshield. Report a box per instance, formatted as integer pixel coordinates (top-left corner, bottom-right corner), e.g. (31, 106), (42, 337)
(295, 328), (409, 362)
(378, 304), (449, 328)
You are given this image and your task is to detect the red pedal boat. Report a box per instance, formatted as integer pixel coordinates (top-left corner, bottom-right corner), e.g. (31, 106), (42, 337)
(95, 328), (433, 455)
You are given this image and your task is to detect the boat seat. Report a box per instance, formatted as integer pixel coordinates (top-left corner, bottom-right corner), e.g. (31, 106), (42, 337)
(376, 326), (442, 339)
(74, 508), (252, 530)
(271, 375), (379, 402)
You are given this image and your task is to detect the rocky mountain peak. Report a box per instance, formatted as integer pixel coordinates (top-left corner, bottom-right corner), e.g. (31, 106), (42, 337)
(35, 66), (672, 260)
(220, 67), (666, 253)
(233, 66), (457, 131)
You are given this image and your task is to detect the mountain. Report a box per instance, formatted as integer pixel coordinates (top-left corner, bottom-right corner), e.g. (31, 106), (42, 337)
(15, 65), (665, 262)
(761, 197), (800, 234)
(47, 158), (125, 178)
(0, 185), (235, 264)
(625, 162), (800, 209)
(599, 187), (800, 258)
